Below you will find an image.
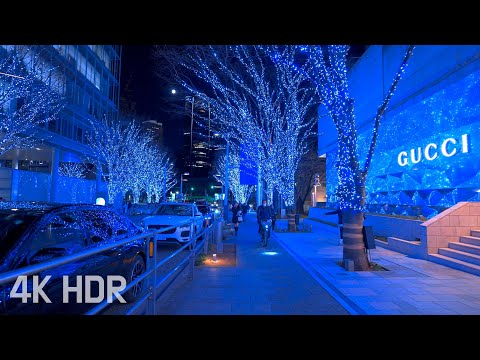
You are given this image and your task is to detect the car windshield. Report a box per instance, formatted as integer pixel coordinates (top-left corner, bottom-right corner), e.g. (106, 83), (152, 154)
(0, 210), (42, 261)
(197, 206), (210, 215)
(153, 205), (192, 216)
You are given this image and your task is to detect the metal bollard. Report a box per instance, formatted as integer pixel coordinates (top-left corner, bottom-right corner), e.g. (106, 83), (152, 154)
(215, 220), (224, 253)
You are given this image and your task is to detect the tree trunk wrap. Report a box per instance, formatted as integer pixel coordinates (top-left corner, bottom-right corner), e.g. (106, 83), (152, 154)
(342, 208), (370, 270)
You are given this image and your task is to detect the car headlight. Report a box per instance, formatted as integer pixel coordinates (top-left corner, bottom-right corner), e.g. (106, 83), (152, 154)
(179, 225), (190, 231)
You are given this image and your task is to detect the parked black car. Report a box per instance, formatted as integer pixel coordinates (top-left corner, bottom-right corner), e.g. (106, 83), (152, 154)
(0, 203), (147, 314)
(196, 203), (213, 227)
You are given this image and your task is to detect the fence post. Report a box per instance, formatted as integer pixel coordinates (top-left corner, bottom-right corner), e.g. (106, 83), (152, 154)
(188, 234), (195, 281)
(145, 232), (157, 315)
(203, 226), (209, 254)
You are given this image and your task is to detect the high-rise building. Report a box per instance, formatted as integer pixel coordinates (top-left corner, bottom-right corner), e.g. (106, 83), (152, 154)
(0, 45), (121, 202)
(142, 119), (164, 148)
(182, 95), (215, 178)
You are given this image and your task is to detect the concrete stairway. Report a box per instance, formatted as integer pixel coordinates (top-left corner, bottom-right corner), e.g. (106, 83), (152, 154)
(429, 230), (480, 277)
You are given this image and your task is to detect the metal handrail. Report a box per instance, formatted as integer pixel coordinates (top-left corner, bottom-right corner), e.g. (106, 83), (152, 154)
(86, 219), (215, 315)
(0, 215), (218, 315)
(0, 217), (193, 286)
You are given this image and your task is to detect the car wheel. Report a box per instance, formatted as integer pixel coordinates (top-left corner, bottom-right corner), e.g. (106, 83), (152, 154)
(124, 255), (145, 302)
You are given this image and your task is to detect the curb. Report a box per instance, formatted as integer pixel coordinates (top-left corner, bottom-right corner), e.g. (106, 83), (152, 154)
(272, 232), (365, 315)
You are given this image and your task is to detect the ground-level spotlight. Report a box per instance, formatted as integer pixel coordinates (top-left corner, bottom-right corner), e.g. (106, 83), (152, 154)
(262, 251), (279, 256)
(95, 197), (106, 206)
(212, 253), (218, 262)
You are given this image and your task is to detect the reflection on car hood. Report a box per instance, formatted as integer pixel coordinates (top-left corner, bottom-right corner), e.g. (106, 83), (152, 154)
(142, 215), (191, 226)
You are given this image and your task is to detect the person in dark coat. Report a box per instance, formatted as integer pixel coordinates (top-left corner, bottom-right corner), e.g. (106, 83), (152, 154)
(242, 203), (249, 221)
(231, 202), (243, 236)
(325, 207), (343, 245)
(257, 199), (273, 235)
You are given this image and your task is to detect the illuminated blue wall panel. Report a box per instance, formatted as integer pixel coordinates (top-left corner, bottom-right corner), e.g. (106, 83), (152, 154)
(326, 47), (480, 218)
(13, 170), (51, 202)
(56, 176), (96, 204)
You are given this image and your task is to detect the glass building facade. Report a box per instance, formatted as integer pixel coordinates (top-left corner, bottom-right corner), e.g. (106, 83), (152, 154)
(0, 45), (121, 202)
(320, 45), (480, 219)
(183, 96), (215, 178)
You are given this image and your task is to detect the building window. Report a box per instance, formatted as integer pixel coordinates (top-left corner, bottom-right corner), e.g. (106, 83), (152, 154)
(74, 126), (83, 143)
(61, 118), (71, 138)
(0, 160), (12, 168)
(48, 119), (56, 133)
(18, 160), (50, 173)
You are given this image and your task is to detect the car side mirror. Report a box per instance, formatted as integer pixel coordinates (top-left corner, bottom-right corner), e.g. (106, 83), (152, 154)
(195, 212), (202, 217)
(116, 229), (127, 236)
(30, 247), (68, 264)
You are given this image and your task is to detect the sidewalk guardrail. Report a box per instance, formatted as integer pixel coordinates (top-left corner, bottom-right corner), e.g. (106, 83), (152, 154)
(0, 216), (219, 315)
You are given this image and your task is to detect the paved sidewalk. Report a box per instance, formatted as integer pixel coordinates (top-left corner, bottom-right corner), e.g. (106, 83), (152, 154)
(156, 212), (480, 315)
(155, 212), (350, 315)
(275, 218), (480, 315)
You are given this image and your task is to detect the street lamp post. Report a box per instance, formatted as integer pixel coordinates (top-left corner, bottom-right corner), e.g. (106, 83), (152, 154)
(180, 172), (189, 202)
(185, 95), (196, 176)
(313, 173), (320, 207)
(214, 132), (230, 220)
(224, 138), (229, 220)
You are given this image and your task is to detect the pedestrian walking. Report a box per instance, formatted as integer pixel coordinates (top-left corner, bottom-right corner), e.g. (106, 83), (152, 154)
(231, 202), (243, 236)
(242, 203), (249, 221)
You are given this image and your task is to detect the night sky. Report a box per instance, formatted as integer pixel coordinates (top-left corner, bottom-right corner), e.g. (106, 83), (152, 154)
(119, 45), (367, 155)
(120, 45), (182, 152)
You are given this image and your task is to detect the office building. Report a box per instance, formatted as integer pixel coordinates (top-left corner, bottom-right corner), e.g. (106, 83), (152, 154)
(0, 45), (121, 203)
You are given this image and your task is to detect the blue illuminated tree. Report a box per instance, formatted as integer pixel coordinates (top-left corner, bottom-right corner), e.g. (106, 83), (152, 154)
(159, 45), (317, 210)
(144, 148), (176, 203)
(299, 45), (415, 270)
(127, 134), (152, 203)
(0, 46), (65, 156)
(58, 162), (87, 179)
(87, 115), (177, 205)
(58, 161), (87, 204)
(87, 116), (142, 204)
(213, 151), (255, 204)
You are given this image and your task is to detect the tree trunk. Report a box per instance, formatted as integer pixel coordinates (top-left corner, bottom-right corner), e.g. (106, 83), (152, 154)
(342, 208), (370, 271)
(296, 196), (304, 214)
